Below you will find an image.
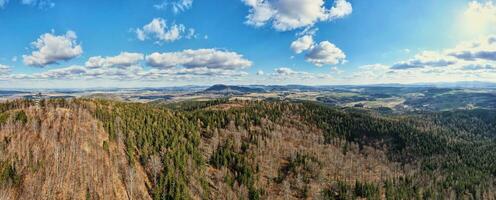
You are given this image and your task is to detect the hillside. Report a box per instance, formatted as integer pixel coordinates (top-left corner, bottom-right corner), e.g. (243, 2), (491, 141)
(0, 99), (495, 199)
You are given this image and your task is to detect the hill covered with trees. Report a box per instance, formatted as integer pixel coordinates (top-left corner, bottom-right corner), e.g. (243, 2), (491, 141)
(0, 98), (495, 199)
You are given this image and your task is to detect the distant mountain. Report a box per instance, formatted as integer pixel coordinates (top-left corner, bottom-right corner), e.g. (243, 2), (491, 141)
(428, 81), (496, 88)
(366, 81), (496, 89)
(203, 84), (265, 94)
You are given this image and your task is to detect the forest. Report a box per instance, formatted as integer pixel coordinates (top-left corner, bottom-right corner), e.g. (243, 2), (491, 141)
(0, 98), (495, 199)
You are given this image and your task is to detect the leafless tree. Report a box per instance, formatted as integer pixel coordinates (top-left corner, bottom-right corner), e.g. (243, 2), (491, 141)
(147, 155), (163, 186)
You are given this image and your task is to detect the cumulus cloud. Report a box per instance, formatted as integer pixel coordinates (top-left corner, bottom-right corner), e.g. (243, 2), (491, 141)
(290, 32), (346, 67)
(9, 49), (253, 82)
(328, 0), (352, 20)
(85, 52), (144, 69)
(291, 35), (314, 54)
(145, 49), (252, 70)
(136, 18), (193, 43)
(242, 0), (352, 31)
(18, 65), (249, 81)
(22, 30), (83, 67)
(305, 41), (346, 66)
(154, 0), (193, 14)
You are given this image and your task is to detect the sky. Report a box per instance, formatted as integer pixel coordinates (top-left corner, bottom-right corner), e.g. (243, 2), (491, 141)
(0, 0), (496, 88)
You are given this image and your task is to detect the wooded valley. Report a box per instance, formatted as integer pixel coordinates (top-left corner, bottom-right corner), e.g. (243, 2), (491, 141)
(0, 98), (495, 199)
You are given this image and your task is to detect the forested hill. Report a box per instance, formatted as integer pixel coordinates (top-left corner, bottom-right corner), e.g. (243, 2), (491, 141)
(0, 98), (495, 199)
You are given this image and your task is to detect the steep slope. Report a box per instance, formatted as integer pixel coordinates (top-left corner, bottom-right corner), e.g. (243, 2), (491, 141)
(0, 103), (150, 199)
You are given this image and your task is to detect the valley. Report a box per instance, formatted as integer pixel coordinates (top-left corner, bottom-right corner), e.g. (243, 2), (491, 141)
(0, 92), (495, 199)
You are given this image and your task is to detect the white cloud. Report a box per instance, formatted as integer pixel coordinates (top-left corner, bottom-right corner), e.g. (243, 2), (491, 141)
(462, 63), (496, 71)
(296, 27), (318, 37)
(0, 64), (10, 74)
(22, 30), (83, 67)
(305, 41), (346, 66)
(272, 67), (333, 80)
(85, 52), (144, 69)
(256, 70), (264, 75)
(392, 51), (457, 69)
(14, 64), (250, 81)
(21, 0), (54, 8)
(145, 49), (252, 70)
(141, 67), (248, 80)
(242, 0), (352, 31)
(290, 30), (347, 67)
(136, 18), (192, 43)
(461, 1), (496, 35)
(154, 0), (193, 14)
(391, 36), (496, 70)
(328, 0), (352, 20)
(274, 67), (297, 75)
(351, 36), (496, 84)
(0, 0), (54, 9)
(35, 66), (88, 79)
(291, 34), (314, 54)
(448, 36), (496, 61)
(9, 49), (253, 82)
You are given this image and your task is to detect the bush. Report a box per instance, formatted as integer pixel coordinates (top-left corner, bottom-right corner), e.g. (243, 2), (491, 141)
(0, 161), (20, 186)
(14, 110), (28, 125)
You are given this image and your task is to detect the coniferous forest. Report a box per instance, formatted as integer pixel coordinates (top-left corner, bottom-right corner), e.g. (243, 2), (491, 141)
(0, 98), (495, 199)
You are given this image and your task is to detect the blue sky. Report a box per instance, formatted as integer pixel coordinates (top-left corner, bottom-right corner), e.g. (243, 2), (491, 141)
(0, 0), (496, 88)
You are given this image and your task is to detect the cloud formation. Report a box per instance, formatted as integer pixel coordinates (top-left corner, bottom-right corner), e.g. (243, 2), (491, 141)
(305, 41), (346, 66)
(391, 36), (496, 70)
(291, 35), (314, 54)
(448, 36), (496, 61)
(290, 33), (346, 67)
(154, 0), (193, 14)
(145, 49), (252, 70)
(352, 35), (496, 84)
(21, 0), (54, 8)
(242, 0), (352, 31)
(22, 31), (83, 67)
(10, 48), (254, 82)
(392, 51), (457, 69)
(85, 52), (144, 69)
(274, 67), (297, 75)
(272, 67), (333, 80)
(464, 1), (496, 29)
(0, 64), (10, 74)
(136, 18), (195, 43)
(0, 0), (54, 9)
